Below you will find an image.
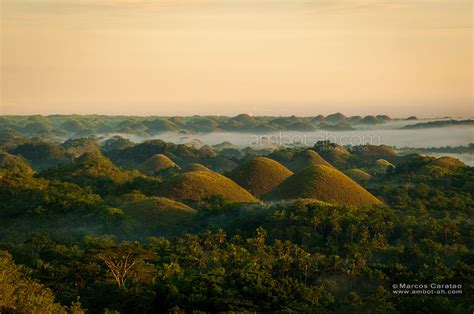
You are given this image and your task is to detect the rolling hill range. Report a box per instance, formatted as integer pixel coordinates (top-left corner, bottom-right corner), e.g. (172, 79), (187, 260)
(0, 151), (34, 175)
(264, 165), (383, 207)
(227, 157), (293, 197)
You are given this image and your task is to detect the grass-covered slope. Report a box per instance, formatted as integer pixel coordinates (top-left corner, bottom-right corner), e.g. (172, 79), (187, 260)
(373, 159), (395, 173)
(350, 144), (398, 163)
(182, 163), (211, 172)
(313, 141), (353, 168)
(158, 170), (258, 203)
(265, 165), (383, 207)
(139, 153), (179, 175)
(287, 149), (332, 171)
(345, 168), (373, 183)
(227, 157), (293, 197)
(118, 193), (196, 233)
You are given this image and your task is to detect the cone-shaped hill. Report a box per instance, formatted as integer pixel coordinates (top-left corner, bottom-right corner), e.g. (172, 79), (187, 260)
(264, 165), (383, 207)
(182, 163), (211, 173)
(0, 151), (34, 175)
(373, 159), (394, 173)
(429, 156), (467, 169)
(345, 168), (373, 183)
(158, 170), (258, 203)
(287, 149), (332, 171)
(313, 141), (353, 168)
(350, 144), (398, 163)
(420, 156), (468, 175)
(139, 154), (180, 175)
(119, 193), (196, 233)
(227, 157), (293, 197)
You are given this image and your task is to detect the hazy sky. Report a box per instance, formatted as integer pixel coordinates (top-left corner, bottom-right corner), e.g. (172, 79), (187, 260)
(1, 0), (473, 117)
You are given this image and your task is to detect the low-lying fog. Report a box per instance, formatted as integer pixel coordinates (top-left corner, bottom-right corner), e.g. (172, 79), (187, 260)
(99, 124), (473, 166)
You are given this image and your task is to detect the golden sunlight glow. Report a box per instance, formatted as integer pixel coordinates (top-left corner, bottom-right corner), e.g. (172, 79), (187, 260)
(1, 0), (472, 116)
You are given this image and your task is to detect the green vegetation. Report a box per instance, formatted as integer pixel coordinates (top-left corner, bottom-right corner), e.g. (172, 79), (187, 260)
(401, 119), (474, 129)
(265, 165), (383, 207)
(373, 159), (395, 174)
(349, 144), (398, 164)
(41, 151), (139, 195)
(313, 141), (354, 168)
(0, 125), (472, 313)
(0, 151), (34, 175)
(227, 157), (293, 197)
(116, 193), (196, 236)
(0, 251), (84, 313)
(397, 143), (474, 155)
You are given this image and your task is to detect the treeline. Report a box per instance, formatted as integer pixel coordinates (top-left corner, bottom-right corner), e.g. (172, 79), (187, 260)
(0, 113), (398, 138)
(401, 119), (474, 129)
(396, 143), (474, 155)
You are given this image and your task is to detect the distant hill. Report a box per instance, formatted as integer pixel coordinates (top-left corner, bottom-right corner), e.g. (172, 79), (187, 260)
(267, 148), (303, 165)
(326, 112), (347, 124)
(158, 170), (258, 203)
(373, 159), (395, 173)
(313, 141), (354, 168)
(12, 142), (70, 171)
(401, 119), (473, 129)
(345, 168), (373, 183)
(227, 157), (293, 197)
(139, 154), (180, 175)
(61, 137), (101, 158)
(419, 156), (468, 175)
(287, 149), (332, 171)
(264, 165), (383, 207)
(396, 143), (474, 155)
(0, 114), (396, 137)
(350, 145), (398, 164)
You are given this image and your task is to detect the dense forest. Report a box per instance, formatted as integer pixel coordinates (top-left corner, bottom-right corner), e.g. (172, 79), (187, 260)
(0, 116), (473, 313)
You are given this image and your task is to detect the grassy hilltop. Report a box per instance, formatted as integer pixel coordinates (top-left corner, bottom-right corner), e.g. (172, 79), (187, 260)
(227, 157), (293, 197)
(265, 165), (383, 207)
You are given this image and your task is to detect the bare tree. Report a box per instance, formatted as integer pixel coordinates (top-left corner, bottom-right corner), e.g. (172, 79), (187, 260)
(97, 243), (150, 288)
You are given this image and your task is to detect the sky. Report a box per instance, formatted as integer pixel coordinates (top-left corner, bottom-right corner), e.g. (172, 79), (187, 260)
(1, 0), (473, 117)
